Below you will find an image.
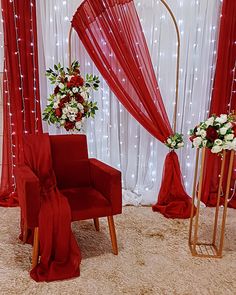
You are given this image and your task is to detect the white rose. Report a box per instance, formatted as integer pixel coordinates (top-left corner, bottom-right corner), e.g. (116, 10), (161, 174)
(72, 87), (79, 93)
(193, 137), (202, 147)
(195, 127), (201, 136)
(72, 108), (78, 114)
(76, 121), (82, 130)
(214, 139), (223, 145)
(200, 130), (207, 138)
(62, 108), (68, 114)
(65, 75), (71, 81)
(59, 83), (65, 89)
(223, 141), (234, 150)
(215, 114), (227, 124)
(219, 127), (228, 135)
(220, 114), (228, 123)
(211, 145), (223, 154)
(61, 114), (67, 119)
(202, 140), (207, 147)
(177, 142), (184, 148)
(232, 138), (236, 150)
(171, 141), (176, 147)
(205, 117), (214, 127)
(167, 138), (172, 144)
(81, 91), (88, 100)
(53, 102), (59, 109)
(68, 106), (74, 113)
(68, 114), (76, 122)
(224, 133), (234, 141)
(77, 103), (84, 111)
(224, 122), (232, 129)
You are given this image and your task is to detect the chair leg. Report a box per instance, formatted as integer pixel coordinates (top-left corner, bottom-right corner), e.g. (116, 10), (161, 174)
(93, 218), (100, 231)
(23, 221), (28, 244)
(32, 227), (39, 269)
(107, 216), (118, 255)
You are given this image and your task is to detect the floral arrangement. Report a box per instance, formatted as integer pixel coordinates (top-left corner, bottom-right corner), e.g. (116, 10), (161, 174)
(189, 114), (236, 154)
(165, 133), (184, 150)
(43, 61), (99, 131)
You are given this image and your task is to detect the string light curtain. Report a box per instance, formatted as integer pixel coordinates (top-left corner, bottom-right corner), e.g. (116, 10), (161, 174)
(36, 0), (221, 206)
(0, 0), (42, 206)
(201, 0), (236, 208)
(72, 0), (193, 218)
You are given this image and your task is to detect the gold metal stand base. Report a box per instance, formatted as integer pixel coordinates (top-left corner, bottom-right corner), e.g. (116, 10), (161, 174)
(189, 242), (222, 258)
(188, 148), (235, 258)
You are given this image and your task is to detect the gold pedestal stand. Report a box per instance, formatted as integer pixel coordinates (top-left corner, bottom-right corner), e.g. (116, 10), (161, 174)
(189, 148), (235, 258)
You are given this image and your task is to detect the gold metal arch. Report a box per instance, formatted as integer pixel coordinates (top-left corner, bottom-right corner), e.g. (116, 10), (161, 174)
(159, 0), (180, 133)
(68, 0), (180, 133)
(68, 26), (73, 66)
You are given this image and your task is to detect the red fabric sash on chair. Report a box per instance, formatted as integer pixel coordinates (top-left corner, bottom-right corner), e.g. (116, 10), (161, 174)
(23, 134), (81, 282)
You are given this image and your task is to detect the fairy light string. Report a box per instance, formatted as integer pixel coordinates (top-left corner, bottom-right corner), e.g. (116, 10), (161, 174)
(0, 0), (40, 193)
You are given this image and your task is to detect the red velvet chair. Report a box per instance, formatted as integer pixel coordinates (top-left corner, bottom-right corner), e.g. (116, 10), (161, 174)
(16, 134), (122, 268)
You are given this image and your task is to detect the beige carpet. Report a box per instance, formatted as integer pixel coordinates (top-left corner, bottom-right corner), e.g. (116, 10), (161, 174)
(0, 206), (235, 295)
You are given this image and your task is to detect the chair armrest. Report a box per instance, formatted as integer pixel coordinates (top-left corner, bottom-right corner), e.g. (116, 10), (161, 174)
(15, 165), (40, 228)
(89, 159), (122, 215)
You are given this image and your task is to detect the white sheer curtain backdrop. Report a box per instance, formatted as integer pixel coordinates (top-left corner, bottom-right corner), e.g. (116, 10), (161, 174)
(36, 0), (222, 205)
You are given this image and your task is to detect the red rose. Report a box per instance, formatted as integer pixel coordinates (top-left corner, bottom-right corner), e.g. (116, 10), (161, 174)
(76, 112), (82, 121)
(67, 75), (84, 88)
(64, 121), (75, 131)
(59, 95), (70, 108)
(54, 86), (60, 95)
(206, 126), (218, 142)
(189, 135), (196, 142)
(55, 108), (62, 117)
(75, 94), (84, 103)
(77, 76), (84, 86)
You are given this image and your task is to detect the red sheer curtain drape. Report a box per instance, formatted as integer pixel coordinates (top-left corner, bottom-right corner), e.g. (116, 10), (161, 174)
(72, 0), (193, 218)
(201, 0), (236, 208)
(0, 0), (42, 206)
(23, 134), (81, 282)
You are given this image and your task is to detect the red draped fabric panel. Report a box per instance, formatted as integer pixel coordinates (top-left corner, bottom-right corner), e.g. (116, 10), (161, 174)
(0, 0), (42, 206)
(72, 0), (193, 218)
(201, 0), (236, 208)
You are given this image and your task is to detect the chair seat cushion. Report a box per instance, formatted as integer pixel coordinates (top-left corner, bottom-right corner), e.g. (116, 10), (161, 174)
(60, 187), (112, 221)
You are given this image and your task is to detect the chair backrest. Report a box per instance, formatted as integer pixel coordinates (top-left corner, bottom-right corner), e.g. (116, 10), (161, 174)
(50, 134), (91, 189)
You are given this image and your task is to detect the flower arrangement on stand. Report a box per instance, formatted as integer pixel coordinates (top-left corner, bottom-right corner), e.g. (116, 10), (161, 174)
(43, 61), (99, 132)
(165, 133), (184, 150)
(189, 114), (236, 153)
(188, 113), (236, 258)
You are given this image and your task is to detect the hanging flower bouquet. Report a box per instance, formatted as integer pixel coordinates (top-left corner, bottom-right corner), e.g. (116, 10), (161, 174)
(189, 114), (236, 154)
(43, 61), (99, 132)
(165, 133), (184, 150)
